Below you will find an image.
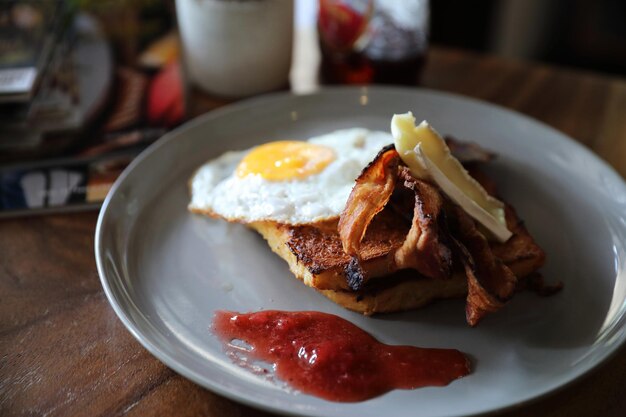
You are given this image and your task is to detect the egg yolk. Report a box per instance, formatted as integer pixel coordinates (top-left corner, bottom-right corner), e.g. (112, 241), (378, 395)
(236, 141), (335, 180)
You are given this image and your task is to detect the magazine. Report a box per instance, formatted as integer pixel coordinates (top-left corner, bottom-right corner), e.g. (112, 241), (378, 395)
(0, 0), (186, 217)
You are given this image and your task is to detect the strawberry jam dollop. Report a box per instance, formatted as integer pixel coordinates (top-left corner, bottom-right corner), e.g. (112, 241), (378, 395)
(213, 310), (470, 402)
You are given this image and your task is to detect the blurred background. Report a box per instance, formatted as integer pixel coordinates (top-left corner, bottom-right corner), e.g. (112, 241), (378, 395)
(0, 0), (624, 216)
(431, 0), (626, 77)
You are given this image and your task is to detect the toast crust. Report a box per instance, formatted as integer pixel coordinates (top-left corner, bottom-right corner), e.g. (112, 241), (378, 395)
(321, 272), (468, 315)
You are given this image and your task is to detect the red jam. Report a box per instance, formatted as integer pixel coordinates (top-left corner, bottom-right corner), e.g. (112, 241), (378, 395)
(213, 310), (470, 402)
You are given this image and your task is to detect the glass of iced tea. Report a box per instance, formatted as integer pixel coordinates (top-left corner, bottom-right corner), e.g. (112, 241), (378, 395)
(318, 0), (429, 85)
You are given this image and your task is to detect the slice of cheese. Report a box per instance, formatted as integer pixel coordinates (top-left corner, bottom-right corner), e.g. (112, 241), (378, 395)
(391, 112), (512, 242)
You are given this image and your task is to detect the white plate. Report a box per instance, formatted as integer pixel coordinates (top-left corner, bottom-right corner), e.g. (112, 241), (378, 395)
(96, 87), (626, 417)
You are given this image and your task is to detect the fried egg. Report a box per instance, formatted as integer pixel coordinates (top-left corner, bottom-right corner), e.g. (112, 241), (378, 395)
(189, 128), (392, 225)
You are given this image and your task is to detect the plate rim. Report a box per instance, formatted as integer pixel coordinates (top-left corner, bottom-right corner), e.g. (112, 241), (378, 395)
(95, 85), (626, 417)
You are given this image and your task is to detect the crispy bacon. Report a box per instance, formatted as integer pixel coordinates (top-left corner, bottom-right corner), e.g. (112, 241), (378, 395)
(519, 273), (563, 297)
(449, 205), (518, 326)
(452, 236), (503, 325)
(393, 168), (453, 280)
(338, 147), (454, 289)
(338, 145), (400, 258)
(445, 136), (495, 164)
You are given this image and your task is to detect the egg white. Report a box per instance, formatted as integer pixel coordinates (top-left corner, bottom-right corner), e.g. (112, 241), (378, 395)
(189, 128), (393, 225)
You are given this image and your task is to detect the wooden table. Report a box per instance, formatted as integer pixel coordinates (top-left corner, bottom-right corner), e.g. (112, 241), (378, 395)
(2, 47), (626, 417)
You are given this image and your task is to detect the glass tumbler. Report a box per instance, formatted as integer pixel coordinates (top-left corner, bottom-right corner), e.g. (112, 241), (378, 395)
(318, 0), (429, 85)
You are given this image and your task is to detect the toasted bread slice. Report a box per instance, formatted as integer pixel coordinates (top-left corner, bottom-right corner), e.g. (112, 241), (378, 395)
(320, 271), (468, 315)
(249, 202), (544, 315)
(250, 208), (410, 292)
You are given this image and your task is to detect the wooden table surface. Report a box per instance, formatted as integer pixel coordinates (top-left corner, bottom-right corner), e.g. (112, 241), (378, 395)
(2, 46), (626, 417)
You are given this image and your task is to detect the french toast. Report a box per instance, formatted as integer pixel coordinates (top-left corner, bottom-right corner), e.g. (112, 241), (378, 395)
(249, 199), (545, 315)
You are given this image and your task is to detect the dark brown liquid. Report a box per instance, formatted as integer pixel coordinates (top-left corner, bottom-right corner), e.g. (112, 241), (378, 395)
(320, 46), (426, 85)
(318, 5), (428, 85)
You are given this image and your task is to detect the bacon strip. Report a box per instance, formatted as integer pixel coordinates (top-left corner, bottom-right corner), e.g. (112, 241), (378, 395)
(338, 145), (400, 258)
(393, 168), (453, 280)
(449, 205), (518, 326)
(338, 148), (454, 290)
(445, 136), (495, 164)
